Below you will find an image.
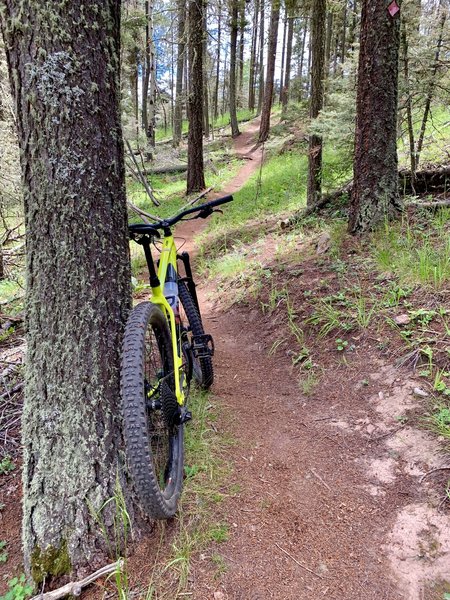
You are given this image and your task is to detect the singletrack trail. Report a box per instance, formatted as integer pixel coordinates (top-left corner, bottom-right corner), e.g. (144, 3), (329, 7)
(176, 119), (449, 600)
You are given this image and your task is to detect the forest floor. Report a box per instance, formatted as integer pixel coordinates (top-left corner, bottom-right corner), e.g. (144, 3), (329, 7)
(0, 117), (449, 600)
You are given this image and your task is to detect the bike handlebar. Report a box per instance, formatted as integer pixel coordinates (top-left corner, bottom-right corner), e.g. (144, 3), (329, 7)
(129, 194), (234, 236)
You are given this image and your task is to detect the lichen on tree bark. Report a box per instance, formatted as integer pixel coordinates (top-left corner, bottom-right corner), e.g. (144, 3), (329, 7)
(0, 0), (133, 581)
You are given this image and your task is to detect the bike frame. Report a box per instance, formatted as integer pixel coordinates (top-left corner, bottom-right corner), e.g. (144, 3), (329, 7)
(145, 232), (185, 407)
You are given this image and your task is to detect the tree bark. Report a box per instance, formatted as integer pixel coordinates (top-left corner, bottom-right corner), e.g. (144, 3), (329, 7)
(187, 0), (206, 192)
(238, 1), (245, 104)
(258, 0), (280, 142)
(248, 0), (259, 111)
(306, 0), (326, 207)
(279, 6), (288, 104)
(298, 18), (307, 100)
(229, 0), (241, 138)
(147, 0), (156, 158)
(0, 0), (132, 581)
(401, 16), (416, 184)
(203, 2), (210, 138)
(349, 0), (402, 234)
(325, 11), (334, 73)
(142, 0), (150, 140)
(257, 0), (265, 115)
(214, 0), (222, 120)
(281, 10), (295, 116)
(340, 1), (348, 65)
(173, 0), (187, 147)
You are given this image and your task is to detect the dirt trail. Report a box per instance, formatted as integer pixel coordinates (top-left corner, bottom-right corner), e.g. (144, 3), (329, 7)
(177, 120), (450, 599)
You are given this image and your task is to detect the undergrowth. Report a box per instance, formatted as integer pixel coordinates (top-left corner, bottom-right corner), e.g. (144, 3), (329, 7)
(131, 389), (234, 599)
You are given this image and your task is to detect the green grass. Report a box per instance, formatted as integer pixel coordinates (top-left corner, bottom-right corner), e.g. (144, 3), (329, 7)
(137, 388), (234, 598)
(154, 120), (189, 142)
(426, 403), (450, 440)
(372, 210), (450, 288)
(127, 157), (243, 223)
(213, 108), (255, 130)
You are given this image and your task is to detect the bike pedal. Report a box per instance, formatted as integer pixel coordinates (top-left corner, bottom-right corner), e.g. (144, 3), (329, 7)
(192, 334), (215, 358)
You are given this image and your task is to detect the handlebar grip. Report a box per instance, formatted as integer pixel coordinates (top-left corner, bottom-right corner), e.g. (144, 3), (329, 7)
(199, 195), (234, 210)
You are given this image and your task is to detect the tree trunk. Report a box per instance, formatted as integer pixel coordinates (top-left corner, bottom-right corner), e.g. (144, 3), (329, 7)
(349, 0), (402, 234)
(187, 0), (206, 193)
(214, 0), (222, 120)
(257, 0), (265, 115)
(248, 0), (259, 111)
(203, 2), (210, 138)
(173, 0), (186, 147)
(279, 6), (287, 104)
(340, 1), (348, 65)
(325, 11), (334, 73)
(238, 1), (245, 104)
(229, 0), (241, 138)
(0, 0), (132, 581)
(415, 6), (446, 168)
(258, 0), (280, 142)
(306, 0), (326, 207)
(147, 0), (156, 158)
(221, 44), (228, 115)
(348, 0), (359, 53)
(281, 10), (294, 116)
(298, 18), (307, 100)
(401, 16), (416, 184)
(130, 47), (139, 138)
(142, 0), (150, 137)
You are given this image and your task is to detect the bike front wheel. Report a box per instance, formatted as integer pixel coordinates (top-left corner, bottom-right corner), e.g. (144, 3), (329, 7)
(121, 301), (184, 519)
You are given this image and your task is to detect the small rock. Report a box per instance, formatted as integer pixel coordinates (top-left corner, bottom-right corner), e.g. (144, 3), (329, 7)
(394, 314), (411, 326)
(413, 387), (429, 398)
(378, 391), (384, 400)
(278, 218), (290, 229)
(214, 592), (225, 600)
(366, 424), (376, 435)
(316, 232), (331, 254)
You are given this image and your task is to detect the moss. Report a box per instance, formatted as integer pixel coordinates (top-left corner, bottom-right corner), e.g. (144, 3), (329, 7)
(31, 542), (71, 584)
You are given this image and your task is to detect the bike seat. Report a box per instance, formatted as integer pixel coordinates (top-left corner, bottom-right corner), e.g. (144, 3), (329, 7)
(129, 223), (161, 237)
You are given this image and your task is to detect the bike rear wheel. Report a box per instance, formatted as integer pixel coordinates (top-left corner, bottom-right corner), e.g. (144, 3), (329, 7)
(178, 280), (214, 389)
(121, 302), (184, 519)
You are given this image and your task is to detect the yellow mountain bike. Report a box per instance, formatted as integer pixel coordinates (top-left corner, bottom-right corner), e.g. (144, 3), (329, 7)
(121, 194), (233, 519)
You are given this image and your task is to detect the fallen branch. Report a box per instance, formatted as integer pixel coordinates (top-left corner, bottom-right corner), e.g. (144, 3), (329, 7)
(124, 139), (160, 207)
(180, 187), (213, 211)
(127, 201), (162, 224)
(408, 199), (450, 208)
(419, 466), (450, 484)
(310, 468), (333, 493)
(275, 543), (324, 579)
(142, 164), (187, 176)
(371, 424), (405, 442)
(30, 560), (123, 600)
(285, 164), (450, 226)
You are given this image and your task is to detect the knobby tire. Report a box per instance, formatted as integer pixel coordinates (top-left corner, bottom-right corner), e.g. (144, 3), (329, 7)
(121, 302), (184, 519)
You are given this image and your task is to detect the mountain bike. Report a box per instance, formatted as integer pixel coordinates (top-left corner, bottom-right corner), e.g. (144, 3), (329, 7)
(121, 194), (233, 519)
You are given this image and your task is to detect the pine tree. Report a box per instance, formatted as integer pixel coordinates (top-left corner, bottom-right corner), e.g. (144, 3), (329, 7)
(187, 0), (206, 192)
(0, 0), (133, 579)
(349, 0), (402, 234)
